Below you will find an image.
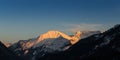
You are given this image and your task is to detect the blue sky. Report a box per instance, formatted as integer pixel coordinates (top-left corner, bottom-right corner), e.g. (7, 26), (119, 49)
(0, 0), (120, 43)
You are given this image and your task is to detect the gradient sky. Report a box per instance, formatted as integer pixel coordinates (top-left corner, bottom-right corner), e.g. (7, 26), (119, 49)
(0, 0), (120, 43)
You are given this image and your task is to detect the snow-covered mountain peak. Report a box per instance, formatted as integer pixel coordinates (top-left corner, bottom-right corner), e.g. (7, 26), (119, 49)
(35, 30), (82, 45)
(9, 30), (82, 57)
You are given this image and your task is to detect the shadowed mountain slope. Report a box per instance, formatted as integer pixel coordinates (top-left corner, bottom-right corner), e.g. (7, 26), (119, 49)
(36, 24), (120, 60)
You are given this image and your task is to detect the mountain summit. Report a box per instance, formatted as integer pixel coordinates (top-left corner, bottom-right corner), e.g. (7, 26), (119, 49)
(23, 30), (82, 49)
(9, 30), (82, 58)
(36, 31), (82, 45)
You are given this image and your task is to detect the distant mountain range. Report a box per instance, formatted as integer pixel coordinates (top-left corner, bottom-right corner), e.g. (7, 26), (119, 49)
(0, 24), (120, 60)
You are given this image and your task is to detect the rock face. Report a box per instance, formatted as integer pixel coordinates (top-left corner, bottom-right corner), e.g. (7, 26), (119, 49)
(35, 24), (120, 60)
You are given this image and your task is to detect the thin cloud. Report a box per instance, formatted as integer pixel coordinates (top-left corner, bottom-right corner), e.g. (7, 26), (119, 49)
(61, 23), (104, 33)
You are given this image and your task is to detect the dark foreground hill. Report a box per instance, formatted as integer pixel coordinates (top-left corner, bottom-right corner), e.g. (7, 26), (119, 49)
(0, 41), (21, 60)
